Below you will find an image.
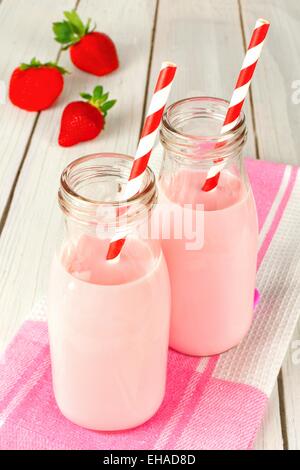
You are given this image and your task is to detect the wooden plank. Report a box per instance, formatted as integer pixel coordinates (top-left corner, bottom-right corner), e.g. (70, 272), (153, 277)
(147, 0), (256, 157)
(241, 0), (300, 450)
(254, 386), (284, 450)
(149, 0), (282, 450)
(0, 0), (76, 219)
(280, 325), (300, 449)
(0, 0), (157, 348)
(240, 0), (300, 165)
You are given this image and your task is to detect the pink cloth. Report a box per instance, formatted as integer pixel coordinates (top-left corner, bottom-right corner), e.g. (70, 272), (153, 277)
(0, 158), (299, 450)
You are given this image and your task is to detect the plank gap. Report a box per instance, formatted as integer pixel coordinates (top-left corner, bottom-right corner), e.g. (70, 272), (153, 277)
(0, 113), (39, 235)
(138, 0), (160, 140)
(0, 0), (79, 236)
(278, 369), (289, 450)
(237, 0), (260, 160)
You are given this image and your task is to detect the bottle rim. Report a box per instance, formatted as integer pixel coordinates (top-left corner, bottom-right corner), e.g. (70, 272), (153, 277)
(160, 96), (247, 163)
(58, 153), (157, 225)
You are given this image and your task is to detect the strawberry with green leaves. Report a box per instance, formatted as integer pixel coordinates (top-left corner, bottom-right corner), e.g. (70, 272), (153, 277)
(53, 10), (119, 76)
(9, 58), (67, 111)
(58, 85), (116, 147)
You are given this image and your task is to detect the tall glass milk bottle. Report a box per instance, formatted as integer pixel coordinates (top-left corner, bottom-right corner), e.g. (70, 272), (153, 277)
(159, 97), (258, 356)
(48, 153), (171, 430)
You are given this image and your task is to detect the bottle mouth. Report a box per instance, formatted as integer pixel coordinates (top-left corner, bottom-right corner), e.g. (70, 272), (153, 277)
(59, 153), (157, 225)
(160, 96), (247, 164)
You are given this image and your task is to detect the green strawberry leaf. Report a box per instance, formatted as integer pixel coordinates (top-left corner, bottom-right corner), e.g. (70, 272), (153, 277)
(93, 85), (103, 99)
(85, 18), (92, 34)
(80, 86), (117, 118)
(53, 21), (75, 45)
(101, 100), (117, 116)
(100, 92), (109, 103)
(20, 57), (42, 69)
(80, 92), (92, 100)
(19, 58), (69, 74)
(63, 10), (85, 36)
(53, 10), (94, 48)
(45, 62), (69, 74)
(30, 57), (41, 67)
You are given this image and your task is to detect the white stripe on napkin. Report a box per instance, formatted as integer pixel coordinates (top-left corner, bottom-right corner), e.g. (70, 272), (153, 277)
(213, 170), (300, 395)
(258, 165), (291, 250)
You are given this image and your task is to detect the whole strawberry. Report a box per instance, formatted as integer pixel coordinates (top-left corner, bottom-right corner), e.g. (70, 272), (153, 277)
(59, 85), (116, 147)
(9, 58), (67, 111)
(53, 10), (119, 76)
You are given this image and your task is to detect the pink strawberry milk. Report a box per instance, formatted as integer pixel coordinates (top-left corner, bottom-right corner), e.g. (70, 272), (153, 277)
(159, 97), (258, 356)
(48, 154), (171, 431)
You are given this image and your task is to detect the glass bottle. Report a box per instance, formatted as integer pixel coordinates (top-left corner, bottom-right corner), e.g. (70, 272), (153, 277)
(159, 97), (258, 356)
(48, 153), (171, 430)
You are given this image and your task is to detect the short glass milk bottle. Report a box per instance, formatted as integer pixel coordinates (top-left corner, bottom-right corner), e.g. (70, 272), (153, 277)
(159, 97), (258, 356)
(48, 153), (171, 430)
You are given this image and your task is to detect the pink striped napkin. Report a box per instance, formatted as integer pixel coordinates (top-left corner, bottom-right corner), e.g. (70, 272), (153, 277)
(1, 158), (300, 450)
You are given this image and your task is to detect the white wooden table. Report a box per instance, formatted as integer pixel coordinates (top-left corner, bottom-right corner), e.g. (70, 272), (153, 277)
(0, 0), (299, 450)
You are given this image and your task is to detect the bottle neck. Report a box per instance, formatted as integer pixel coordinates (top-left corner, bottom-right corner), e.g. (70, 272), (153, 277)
(160, 96), (247, 169)
(58, 153), (157, 236)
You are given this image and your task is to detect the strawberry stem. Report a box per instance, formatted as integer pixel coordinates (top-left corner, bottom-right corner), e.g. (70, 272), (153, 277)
(80, 86), (117, 117)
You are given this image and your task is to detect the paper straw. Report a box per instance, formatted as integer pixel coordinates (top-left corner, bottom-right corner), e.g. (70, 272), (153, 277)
(106, 62), (177, 260)
(202, 18), (270, 192)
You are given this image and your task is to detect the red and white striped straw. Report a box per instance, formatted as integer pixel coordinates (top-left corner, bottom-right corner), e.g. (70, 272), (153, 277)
(202, 18), (270, 192)
(106, 61), (177, 261)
